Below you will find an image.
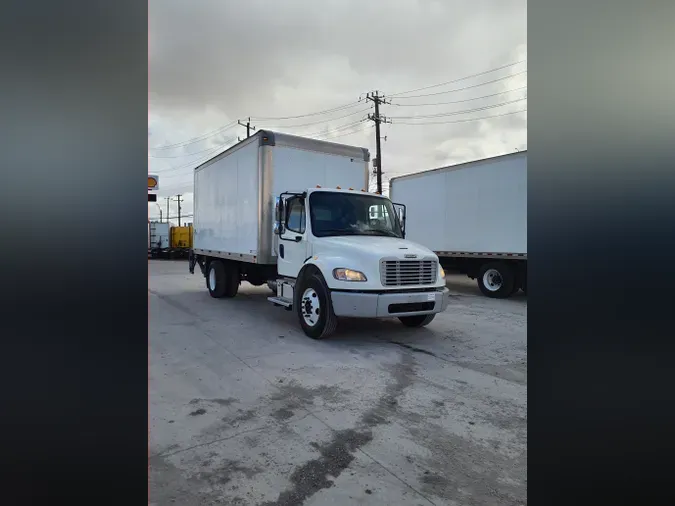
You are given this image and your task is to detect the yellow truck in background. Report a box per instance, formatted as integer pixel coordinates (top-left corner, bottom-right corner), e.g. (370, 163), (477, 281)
(149, 223), (193, 259)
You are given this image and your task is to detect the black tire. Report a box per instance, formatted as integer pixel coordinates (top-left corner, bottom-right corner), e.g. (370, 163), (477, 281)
(206, 261), (227, 298)
(295, 273), (338, 339)
(399, 314), (436, 327)
(223, 262), (239, 298)
(477, 262), (515, 299)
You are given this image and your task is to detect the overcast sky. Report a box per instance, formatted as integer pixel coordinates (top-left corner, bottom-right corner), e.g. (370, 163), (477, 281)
(148, 0), (527, 223)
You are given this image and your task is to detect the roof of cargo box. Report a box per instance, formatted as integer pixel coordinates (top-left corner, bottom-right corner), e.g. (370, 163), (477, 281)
(193, 129), (370, 173)
(388, 150), (527, 184)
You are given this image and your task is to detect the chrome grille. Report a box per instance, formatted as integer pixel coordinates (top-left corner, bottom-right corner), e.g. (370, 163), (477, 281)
(380, 260), (438, 286)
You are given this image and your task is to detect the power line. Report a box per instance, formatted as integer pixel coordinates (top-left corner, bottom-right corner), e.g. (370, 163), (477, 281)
(249, 101), (361, 121)
(149, 121), (237, 151)
(389, 86), (526, 107)
(148, 136), (237, 158)
(393, 108), (527, 125)
(389, 97), (527, 120)
(153, 142), (236, 174)
(261, 107), (371, 130)
(388, 59), (526, 97)
(149, 103), (364, 152)
(392, 70), (527, 99)
(303, 118), (368, 138)
(314, 123), (374, 142)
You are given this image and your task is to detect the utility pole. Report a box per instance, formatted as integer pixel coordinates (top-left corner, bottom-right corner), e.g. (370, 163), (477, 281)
(173, 194), (183, 226)
(237, 117), (256, 141)
(164, 197), (170, 224)
(365, 91), (391, 194)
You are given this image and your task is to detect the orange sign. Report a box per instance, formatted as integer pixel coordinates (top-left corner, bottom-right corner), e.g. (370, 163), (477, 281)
(148, 175), (159, 190)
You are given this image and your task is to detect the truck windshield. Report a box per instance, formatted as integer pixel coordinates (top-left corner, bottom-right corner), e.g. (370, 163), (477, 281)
(309, 191), (403, 238)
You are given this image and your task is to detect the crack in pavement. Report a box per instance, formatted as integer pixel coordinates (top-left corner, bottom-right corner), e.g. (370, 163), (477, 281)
(261, 352), (437, 506)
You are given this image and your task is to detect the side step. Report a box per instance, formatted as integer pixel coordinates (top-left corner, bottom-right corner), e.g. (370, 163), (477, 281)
(268, 296), (293, 310)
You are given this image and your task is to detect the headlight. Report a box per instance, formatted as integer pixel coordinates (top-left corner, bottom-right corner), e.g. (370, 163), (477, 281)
(333, 268), (367, 282)
(439, 265), (446, 278)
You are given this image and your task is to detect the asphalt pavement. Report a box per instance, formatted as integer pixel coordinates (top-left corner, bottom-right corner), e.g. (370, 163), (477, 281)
(149, 260), (527, 506)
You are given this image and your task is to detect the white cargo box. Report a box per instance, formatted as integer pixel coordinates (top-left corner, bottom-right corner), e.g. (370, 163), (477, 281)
(193, 130), (370, 264)
(390, 151), (527, 256)
(148, 221), (170, 250)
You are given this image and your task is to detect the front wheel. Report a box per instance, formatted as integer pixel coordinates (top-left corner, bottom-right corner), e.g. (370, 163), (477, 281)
(399, 314), (436, 327)
(295, 274), (338, 339)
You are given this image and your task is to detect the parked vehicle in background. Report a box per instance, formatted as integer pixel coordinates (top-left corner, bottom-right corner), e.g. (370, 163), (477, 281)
(148, 222), (194, 259)
(189, 130), (450, 338)
(148, 221), (170, 258)
(389, 151), (527, 298)
(169, 224), (193, 258)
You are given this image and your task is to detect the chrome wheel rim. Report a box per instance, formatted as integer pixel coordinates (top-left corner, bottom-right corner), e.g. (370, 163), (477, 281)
(482, 269), (503, 292)
(301, 288), (320, 327)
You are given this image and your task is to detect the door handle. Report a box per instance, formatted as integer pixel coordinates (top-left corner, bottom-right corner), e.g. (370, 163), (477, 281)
(294, 235), (302, 242)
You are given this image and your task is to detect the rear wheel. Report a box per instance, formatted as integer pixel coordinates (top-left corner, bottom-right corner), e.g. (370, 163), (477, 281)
(399, 314), (436, 327)
(207, 261), (226, 298)
(207, 260), (239, 298)
(295, 273), (338, 339)
(477, 262), (515, 298)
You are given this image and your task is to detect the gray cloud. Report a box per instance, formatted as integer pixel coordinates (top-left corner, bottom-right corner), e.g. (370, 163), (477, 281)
(149, 0), (527, 220)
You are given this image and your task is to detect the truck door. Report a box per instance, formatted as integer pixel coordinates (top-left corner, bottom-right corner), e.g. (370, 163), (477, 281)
(278, 195), (308, 278)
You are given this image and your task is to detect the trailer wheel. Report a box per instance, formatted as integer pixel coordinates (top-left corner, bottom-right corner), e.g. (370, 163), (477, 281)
(399, 314), (436, 327)
(477, 262), (515, 298)
(207, 261), (227, 298)
(295, 273), (338, 339)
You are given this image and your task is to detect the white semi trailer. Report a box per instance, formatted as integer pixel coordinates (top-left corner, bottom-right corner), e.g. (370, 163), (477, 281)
(189, 130), (450, 338)
(389, 151), (527, 299)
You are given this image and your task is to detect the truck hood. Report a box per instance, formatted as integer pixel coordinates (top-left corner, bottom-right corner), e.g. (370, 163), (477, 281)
(313, 235), (437, 262)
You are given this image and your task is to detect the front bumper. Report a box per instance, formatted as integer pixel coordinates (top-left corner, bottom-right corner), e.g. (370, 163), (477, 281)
(330, 288), (450, 318)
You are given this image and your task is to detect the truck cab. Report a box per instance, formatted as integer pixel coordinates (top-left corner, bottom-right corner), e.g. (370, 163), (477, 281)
(269, 186), (450, 338)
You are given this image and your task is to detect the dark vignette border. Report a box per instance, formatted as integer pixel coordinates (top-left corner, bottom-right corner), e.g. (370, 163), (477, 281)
(0, 1), (148, 502)
(1, 0), (674, 504)
(529, 1), (675, 504)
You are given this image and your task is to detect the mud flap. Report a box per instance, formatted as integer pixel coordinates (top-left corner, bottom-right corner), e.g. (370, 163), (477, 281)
(188, 250), (196, 274)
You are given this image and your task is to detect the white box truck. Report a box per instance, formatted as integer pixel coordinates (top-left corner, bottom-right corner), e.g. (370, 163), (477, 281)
(389, 151), (527, 299)
(189, 130), (450, 338)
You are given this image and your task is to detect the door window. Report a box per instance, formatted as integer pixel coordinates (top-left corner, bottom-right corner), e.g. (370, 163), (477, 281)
(286, 198), (306, 234)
